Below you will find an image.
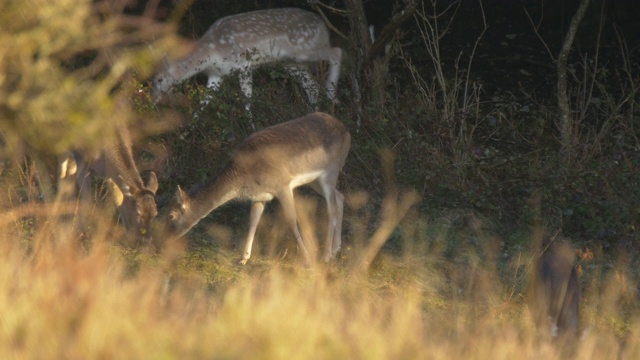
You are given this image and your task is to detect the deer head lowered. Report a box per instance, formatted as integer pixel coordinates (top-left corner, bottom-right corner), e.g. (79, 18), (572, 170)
(60, 124), (158, 242)
(163, 112), (350, 265)
(153, 8), (342, 119)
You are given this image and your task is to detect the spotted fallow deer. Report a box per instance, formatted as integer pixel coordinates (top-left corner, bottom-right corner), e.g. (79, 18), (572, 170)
(60, 124), (158, 242)
(153, 8), (342, 115)
(163, 112), (350, 265)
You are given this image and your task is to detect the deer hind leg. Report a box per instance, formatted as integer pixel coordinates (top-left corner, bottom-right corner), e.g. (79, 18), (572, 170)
(291, 47), (342, 103)
(311, 177), (343, 262)
(278, 188), (312, 266)
(240, 201), (265, 265)
(285, 64), (320, 109)
(332, 190), (344, 258)
(206, 74), (222, 92)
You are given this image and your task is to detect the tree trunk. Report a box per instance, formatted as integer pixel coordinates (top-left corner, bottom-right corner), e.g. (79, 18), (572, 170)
(343, 0), (416, 129)
(557, 0), (591, 159)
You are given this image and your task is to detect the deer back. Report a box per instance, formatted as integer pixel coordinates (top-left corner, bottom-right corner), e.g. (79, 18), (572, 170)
(198, 8), (331, 61)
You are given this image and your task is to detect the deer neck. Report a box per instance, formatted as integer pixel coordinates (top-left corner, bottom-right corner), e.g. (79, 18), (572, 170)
(102, 141), (144, 193)
(171, 49), (222, 84)
(188, 162), (245, 220)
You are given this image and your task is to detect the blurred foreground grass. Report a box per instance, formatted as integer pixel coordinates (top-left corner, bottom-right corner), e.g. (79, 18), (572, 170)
(1, 201), (639, 359)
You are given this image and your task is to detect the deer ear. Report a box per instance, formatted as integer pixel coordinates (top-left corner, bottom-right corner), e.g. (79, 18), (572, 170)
(107, 179), (125, 206)
(118, 175), (133, 197)
(146, 172), (159, 194)
(59, 155), (78, 178)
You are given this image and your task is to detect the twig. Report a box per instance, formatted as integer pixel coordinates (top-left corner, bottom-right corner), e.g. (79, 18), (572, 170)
(307, 0), (346, 13)
(354, 189), (420, 274)
(522, 6), (556, 61)
(307, 1), (349, 41)
(0, 202), (79, 228)
(366, 0), (417, 63)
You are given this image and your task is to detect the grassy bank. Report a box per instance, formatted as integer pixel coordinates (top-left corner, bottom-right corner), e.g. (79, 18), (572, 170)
(0, 202), (638, 359)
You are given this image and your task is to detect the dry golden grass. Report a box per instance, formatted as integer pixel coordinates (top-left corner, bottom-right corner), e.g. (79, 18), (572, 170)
(1, 191), (639, 360)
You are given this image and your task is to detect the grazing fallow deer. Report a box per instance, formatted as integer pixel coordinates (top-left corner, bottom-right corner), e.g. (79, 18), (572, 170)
(153, 8), (342, 114)
(527, 240), (580, 338)
(163, 112), (350, 265)
(60, 124), (158, 242)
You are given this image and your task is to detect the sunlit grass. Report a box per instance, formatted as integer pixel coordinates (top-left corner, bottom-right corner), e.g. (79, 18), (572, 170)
(1, 192), (639, 359)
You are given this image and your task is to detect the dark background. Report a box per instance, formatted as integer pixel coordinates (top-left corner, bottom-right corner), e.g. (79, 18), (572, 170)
(131, 0), (640, 259)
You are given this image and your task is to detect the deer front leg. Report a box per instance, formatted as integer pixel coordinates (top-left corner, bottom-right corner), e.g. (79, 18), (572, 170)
(238, 69), (256, 130)
(240, 201), (265, 265)
(331, 190), (345, 258)
(192, 74), (222, 120)
(325, 47), (342, 103)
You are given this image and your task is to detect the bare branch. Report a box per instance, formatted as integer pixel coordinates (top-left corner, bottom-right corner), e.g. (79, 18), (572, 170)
(143, 0), (162, 19)
(462, 0), (487, 115)
(307, 1), (349, 41)
(307, 0), (346, 14)
(0, 202), (78, 228)
(355, 190), (420, 273)
(522, 5), (556, 62)
(366, 0), (417, 63)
